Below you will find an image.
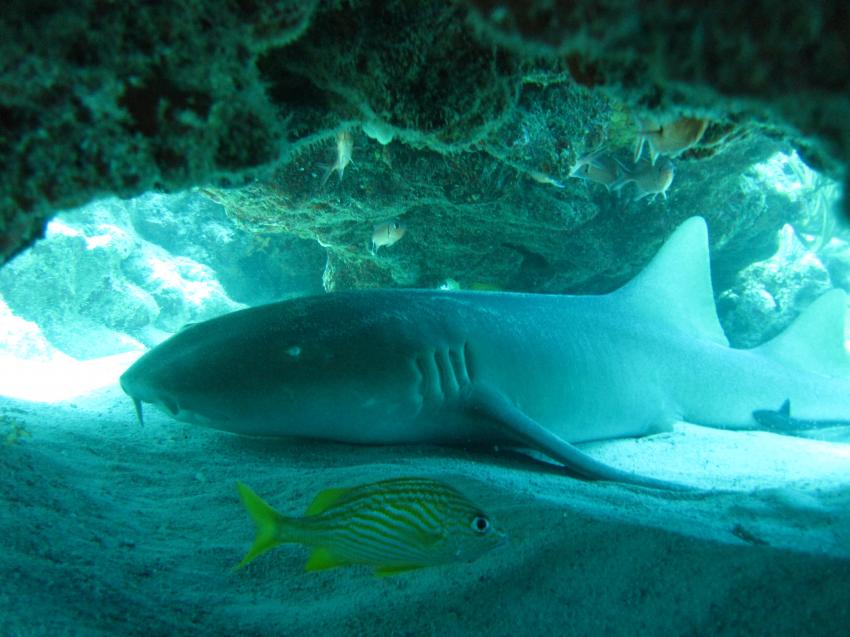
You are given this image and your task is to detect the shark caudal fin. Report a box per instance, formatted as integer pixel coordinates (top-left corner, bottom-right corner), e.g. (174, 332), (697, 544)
(754, 288), (850, 377)
(612, 217), (729, 347)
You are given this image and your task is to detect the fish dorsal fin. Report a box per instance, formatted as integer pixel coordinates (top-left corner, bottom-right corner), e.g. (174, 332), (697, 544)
(755, 289), (850, 377)
(305, 487), (350, 516)
(613, 216), (728, 346)
(305, 547), (347, 572)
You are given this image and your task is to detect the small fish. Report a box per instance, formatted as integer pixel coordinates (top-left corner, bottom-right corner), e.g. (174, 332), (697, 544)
(569, 147), (621, 190)
(612, 156), (675, 202)
(634, 116), (708, 164)
(320, 131), (354, 187)
(371, 220), (406, 253)
(235, 477), (507, 577)
(528, 170), (566, 189)
(752, 399), (850, 431)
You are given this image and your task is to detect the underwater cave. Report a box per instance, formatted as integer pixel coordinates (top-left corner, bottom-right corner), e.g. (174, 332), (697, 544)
(1, 2), (850, 635)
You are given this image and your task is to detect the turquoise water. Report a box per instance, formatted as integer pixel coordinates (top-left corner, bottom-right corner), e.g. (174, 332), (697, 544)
(2, 172), (850, 634)
(2, 0), (850, 626)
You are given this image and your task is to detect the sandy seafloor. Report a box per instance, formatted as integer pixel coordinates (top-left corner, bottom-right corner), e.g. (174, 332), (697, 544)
(1, 356), (850, 637)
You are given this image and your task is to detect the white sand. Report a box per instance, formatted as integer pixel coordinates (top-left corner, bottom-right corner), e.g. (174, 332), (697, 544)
(1, 356), (850, 636)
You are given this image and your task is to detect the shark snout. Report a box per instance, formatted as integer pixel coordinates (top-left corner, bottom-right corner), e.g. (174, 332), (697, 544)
(119, 366), (181, 425)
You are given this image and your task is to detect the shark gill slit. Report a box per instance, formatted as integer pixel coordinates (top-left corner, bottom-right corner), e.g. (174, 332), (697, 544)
(414, 353), (441, 406)
(435, 348), (459, 397)
(414, 345), (474, 409)
(426, 349), (446, 403)
(464, 342), (475, 382)
(449, 342), (472, 387)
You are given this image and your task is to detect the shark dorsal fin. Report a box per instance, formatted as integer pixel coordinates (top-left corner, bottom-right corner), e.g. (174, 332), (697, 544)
(755, 289), (850, 377)
(613, 216), (728, 346)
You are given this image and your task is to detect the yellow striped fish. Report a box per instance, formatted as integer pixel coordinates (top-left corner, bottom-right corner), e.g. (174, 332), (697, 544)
(235, 477), (507, 577)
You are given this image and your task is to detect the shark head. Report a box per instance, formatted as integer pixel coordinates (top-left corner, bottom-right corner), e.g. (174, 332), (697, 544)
(118, 295), (430, 439)
(119, 319), (253, 427)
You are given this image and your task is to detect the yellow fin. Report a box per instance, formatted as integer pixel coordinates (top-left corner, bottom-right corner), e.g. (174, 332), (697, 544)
(374, 564), (425, 577)
(305, 547), (347, 572)
(305, 487), (350, 516)
(234, 482), (283, 571)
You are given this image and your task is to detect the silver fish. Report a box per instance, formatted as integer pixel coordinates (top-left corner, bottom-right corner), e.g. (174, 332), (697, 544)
(371, 220), (406, 253)
(321, 131), (354, 187)
(613, 157), (675, 202)
(570, 147), (621, 190)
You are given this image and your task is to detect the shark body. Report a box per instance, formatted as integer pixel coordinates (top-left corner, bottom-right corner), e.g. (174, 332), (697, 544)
(120, 217), (850, 489)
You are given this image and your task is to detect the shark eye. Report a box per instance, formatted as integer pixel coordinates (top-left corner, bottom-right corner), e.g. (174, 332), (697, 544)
(471, 515), (490, 534)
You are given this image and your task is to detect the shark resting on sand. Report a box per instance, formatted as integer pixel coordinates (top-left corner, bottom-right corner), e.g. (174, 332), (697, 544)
(120, 217), (850, 491)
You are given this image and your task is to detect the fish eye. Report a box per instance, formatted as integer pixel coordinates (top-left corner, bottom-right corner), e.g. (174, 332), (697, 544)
(471, 515), (490, 534)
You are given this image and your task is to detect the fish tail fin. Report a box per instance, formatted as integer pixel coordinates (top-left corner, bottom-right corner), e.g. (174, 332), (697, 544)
(610, 159), (633, 191)
(576, 143), (607, 165)
(633, 135), (645, 162)
(234, 482), (289, 570)
(319, 163), (336, 188)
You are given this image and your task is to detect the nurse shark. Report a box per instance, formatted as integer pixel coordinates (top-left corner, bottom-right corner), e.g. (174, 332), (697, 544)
(120, 217), (850, 490)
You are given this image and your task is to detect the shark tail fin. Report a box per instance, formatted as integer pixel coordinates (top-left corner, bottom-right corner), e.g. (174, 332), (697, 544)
(234, 482), (288, 571)
(754, 288), (850, 377)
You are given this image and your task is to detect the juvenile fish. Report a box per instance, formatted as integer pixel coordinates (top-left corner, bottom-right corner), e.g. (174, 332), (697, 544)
(569, 147), (620, 190)
(752, 399), (850, 431)
(235, 477), (507, 576)
(371, 220), (406, 253)
(528, 170), (566, 188)
(613, 156), (675, 202)
(320, 130), (354, 187)
(634, 116), (707, 164)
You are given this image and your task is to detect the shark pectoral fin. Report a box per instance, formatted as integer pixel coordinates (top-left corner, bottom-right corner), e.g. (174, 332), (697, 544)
(461, 383), (691, 492)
